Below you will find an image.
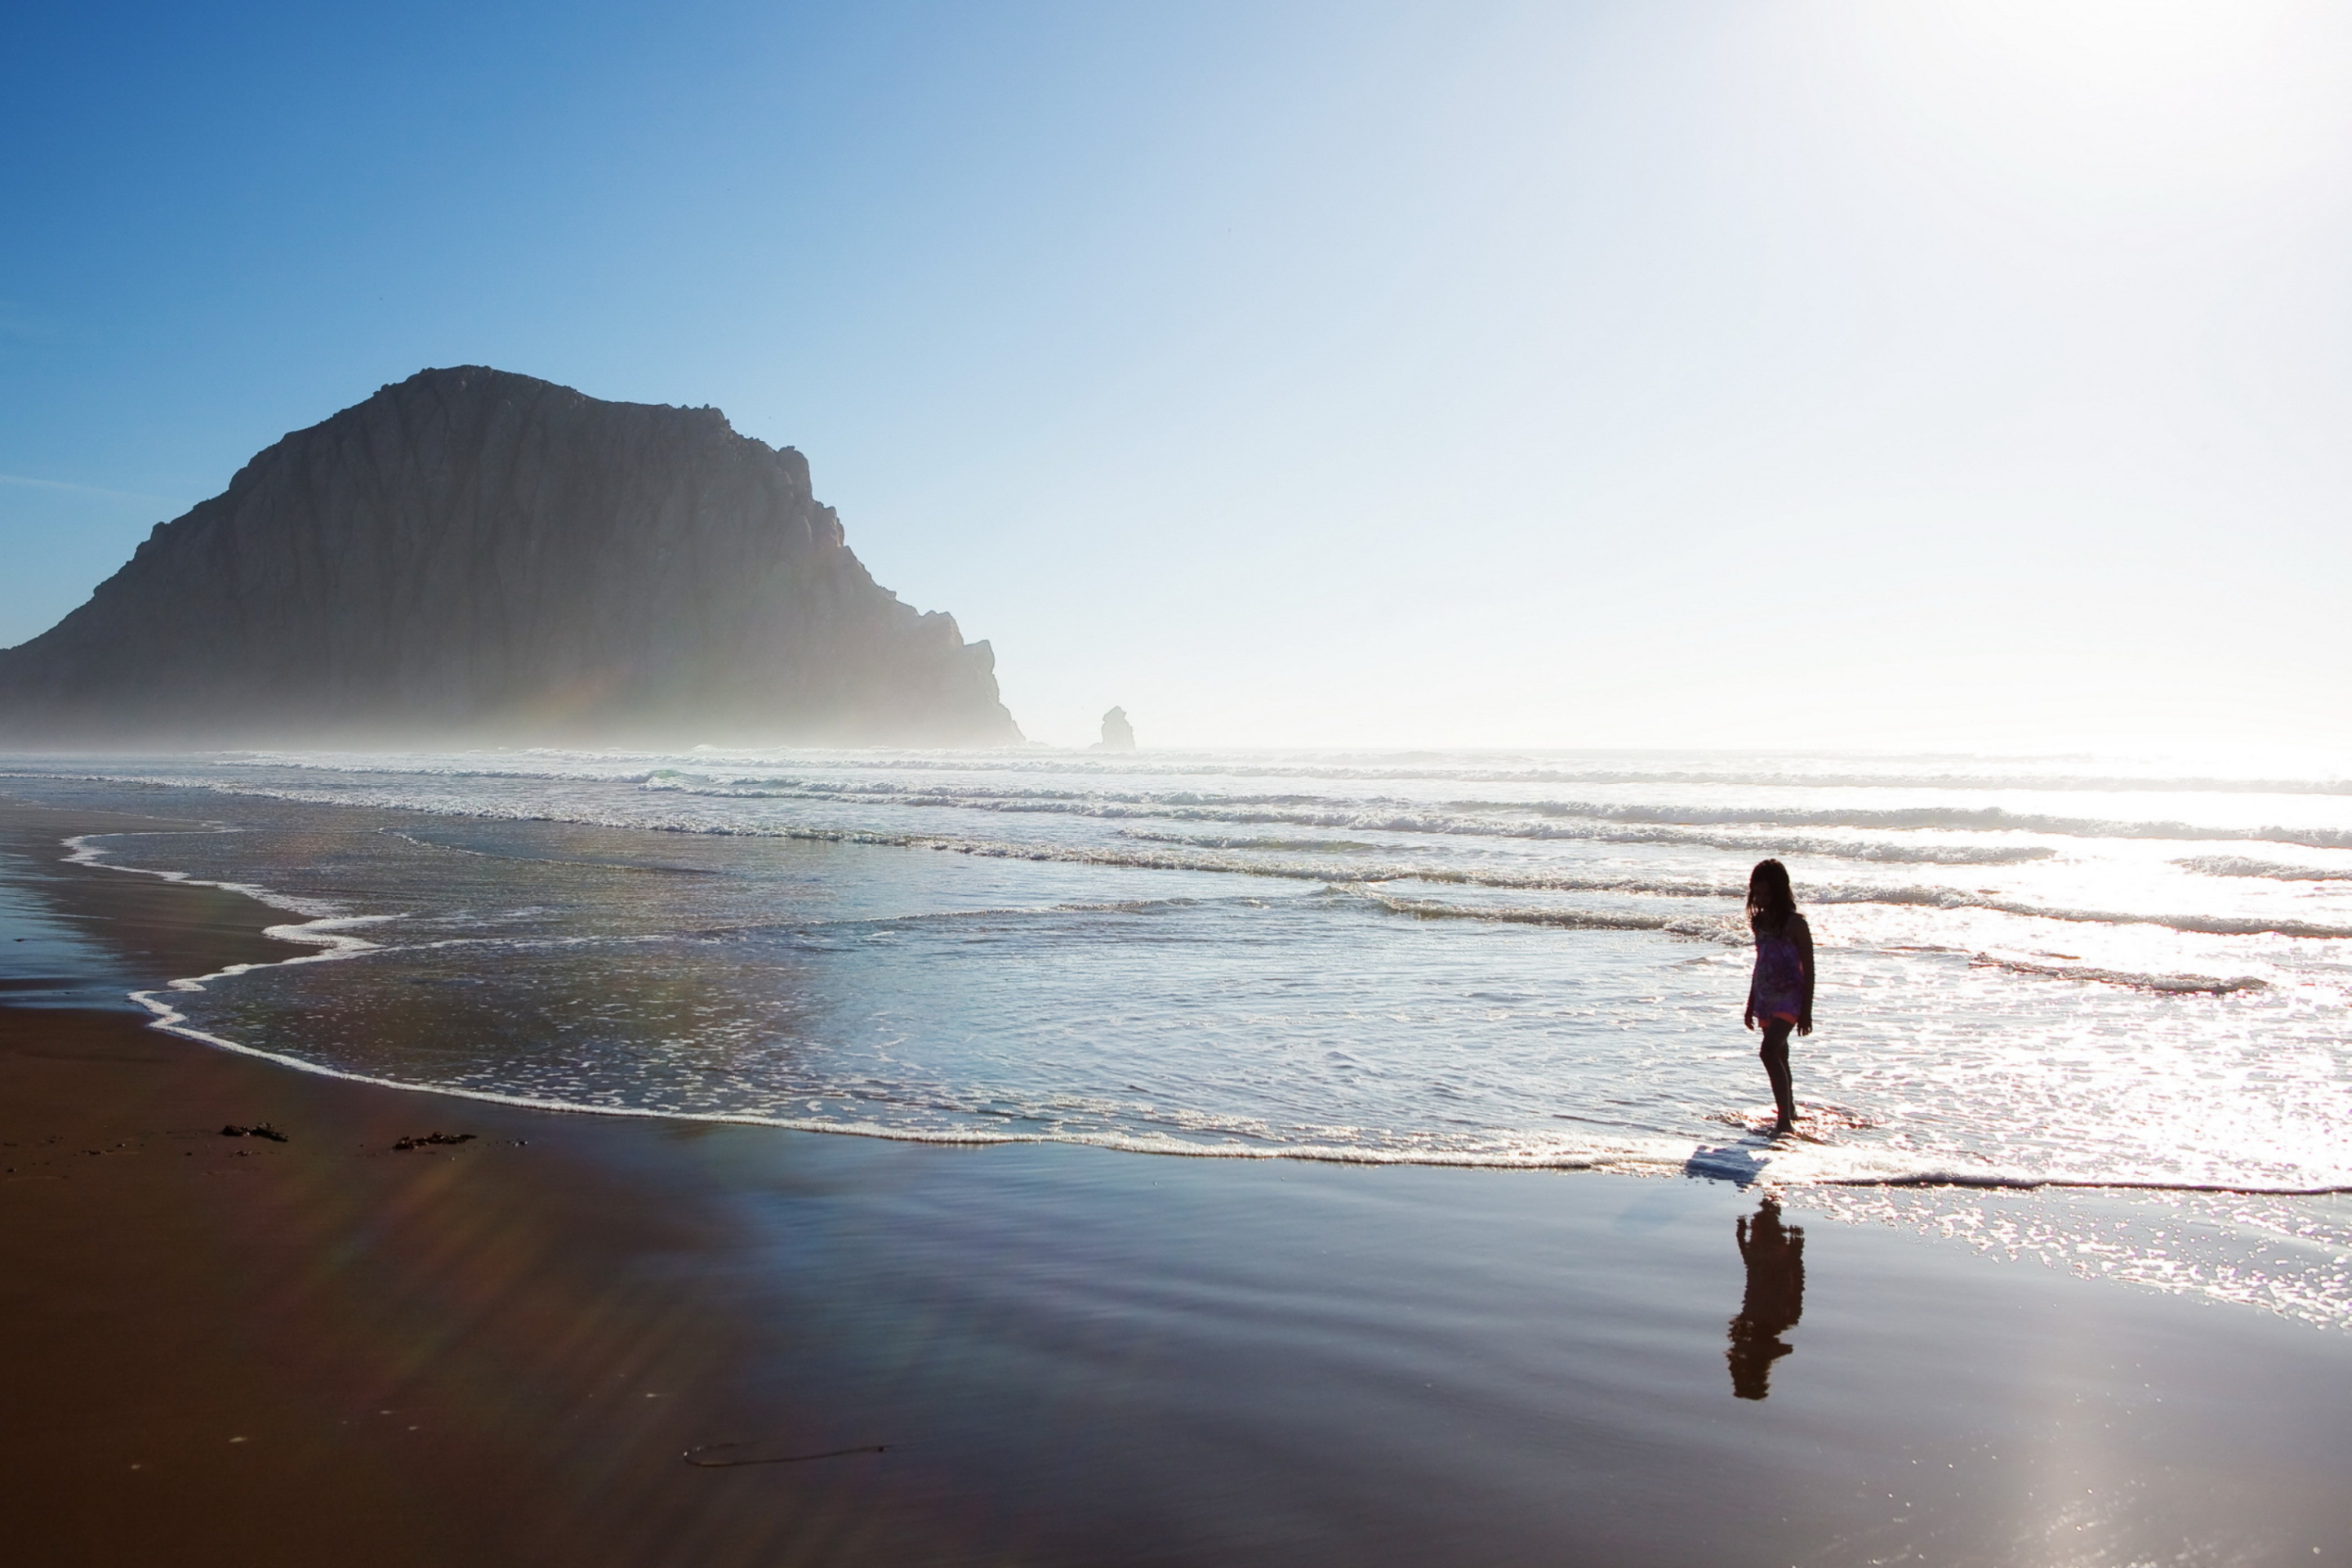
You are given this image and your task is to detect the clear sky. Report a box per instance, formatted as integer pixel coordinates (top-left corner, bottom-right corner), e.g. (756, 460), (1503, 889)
(5, 1), (2349, 753)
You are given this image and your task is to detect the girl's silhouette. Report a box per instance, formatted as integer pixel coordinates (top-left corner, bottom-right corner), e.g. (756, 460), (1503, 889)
(1742, 858), (1812, 1135)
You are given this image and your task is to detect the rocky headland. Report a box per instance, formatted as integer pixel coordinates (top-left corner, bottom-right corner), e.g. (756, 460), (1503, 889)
(0, 368), (1021, 748)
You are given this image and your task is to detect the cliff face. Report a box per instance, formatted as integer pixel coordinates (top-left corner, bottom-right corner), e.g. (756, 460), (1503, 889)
(0, 368), (1022, 748)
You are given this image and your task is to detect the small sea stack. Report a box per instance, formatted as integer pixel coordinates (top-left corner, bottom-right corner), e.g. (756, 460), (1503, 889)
(1093, 706), (1136, 752)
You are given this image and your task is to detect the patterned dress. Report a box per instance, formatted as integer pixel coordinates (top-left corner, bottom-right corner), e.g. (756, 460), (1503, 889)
(1748, 915), (1811, 1027)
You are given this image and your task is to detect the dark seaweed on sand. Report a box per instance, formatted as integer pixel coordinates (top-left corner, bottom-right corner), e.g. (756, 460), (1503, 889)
(393, 1132), (476, 1151)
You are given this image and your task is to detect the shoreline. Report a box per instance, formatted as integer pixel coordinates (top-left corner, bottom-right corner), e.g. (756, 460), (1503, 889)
(6, 794), (2351, 1565)
(52, 801), (2350, 1196)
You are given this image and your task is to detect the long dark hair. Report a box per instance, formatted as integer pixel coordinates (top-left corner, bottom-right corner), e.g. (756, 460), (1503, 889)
(1746, 858), (1797, 937)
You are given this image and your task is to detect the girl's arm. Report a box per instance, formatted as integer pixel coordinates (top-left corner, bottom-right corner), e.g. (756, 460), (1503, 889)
(1797, 914), (1815, 1036)
(1743, 933), (1757, 1029)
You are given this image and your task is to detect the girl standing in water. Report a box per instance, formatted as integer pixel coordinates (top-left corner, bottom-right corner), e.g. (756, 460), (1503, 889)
(1742, 859), (1813, 1136)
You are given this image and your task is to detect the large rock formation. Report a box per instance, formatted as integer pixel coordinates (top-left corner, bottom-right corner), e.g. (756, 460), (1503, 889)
(0, 368), (1022, 748)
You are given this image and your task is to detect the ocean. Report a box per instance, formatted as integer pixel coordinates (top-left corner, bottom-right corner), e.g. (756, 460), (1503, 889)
(5, 747), (2349, 1327)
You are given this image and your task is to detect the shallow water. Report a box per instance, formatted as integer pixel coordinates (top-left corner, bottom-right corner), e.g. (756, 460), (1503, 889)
(4, 746), (2349, 1325)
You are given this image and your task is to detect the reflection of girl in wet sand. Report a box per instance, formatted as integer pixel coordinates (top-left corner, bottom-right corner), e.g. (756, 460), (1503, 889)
(1742, 859), (1813, 1137)
(1728, 1196), (1805, 1399)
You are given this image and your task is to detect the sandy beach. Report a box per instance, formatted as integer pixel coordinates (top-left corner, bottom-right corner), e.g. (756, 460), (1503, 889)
(5, 795), (2350, 1566)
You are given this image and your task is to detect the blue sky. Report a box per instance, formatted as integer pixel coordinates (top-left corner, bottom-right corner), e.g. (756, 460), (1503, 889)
(6, 2), (2350, 751)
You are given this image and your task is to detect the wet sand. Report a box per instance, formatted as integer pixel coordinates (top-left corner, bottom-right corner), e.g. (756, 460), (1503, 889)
(4, 796), (2349, 1566)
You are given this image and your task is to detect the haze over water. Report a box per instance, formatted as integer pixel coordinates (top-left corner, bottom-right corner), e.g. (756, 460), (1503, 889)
(6, 747), (2349, 1328)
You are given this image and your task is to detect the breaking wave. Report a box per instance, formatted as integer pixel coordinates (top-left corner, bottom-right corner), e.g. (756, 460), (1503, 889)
(627, 773), (2352, 852)
(1969, 956), (2269, 995)
(2176, 855), (2352, 883)
(231, 747), (2352, 799)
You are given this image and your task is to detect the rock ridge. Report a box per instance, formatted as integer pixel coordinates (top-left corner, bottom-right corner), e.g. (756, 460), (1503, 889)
(0, 367), (1022, 747)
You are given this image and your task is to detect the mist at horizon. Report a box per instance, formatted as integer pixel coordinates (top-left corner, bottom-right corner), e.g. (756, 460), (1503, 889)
(4, 2), (2348, 757)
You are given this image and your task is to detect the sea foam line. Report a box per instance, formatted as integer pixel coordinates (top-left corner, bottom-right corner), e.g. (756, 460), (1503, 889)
(116, 983), (2352, 1196)
(1820, 1172), (2352, 1196)
(64, 831), (395, 953)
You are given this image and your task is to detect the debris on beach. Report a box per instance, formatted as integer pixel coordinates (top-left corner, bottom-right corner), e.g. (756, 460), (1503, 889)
(683, 1441), (889, 1468)
(219, 1123), (289, 1143)
(392, 1132), (476, 1152)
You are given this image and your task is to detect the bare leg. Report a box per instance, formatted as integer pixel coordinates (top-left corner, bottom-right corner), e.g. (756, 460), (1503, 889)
(1759, 1022), (1797, 1134)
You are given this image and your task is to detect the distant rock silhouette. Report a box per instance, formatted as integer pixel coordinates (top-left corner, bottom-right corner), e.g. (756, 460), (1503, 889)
(1092, 706), (1136, 752)
(0, 367), (1021, 748)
